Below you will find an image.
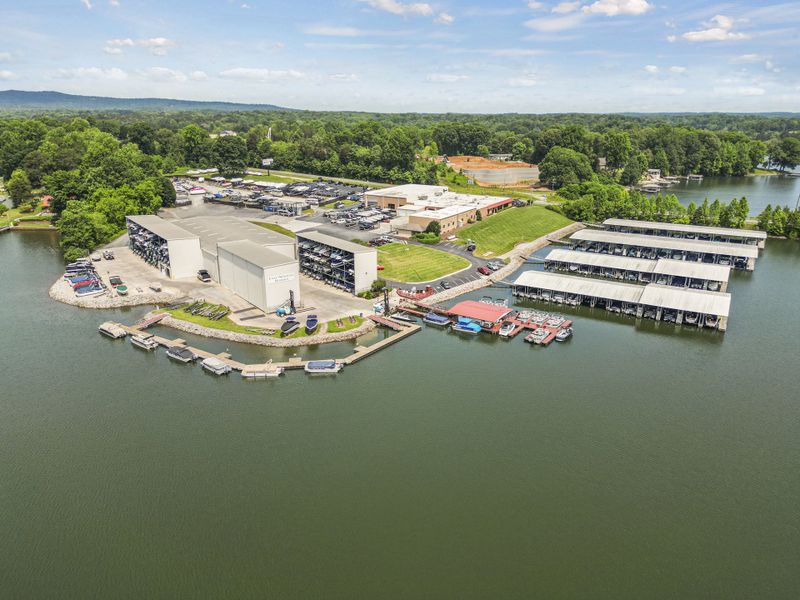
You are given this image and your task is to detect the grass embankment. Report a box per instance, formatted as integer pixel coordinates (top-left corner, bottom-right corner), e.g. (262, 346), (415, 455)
(164, 305), (267, 335)
(327, 316), (364, 333)
(378, 243), (470, 282)
(438, 170), (552, 201)
(0, 202), (51, 229)
(457, 206), (573, 257)
(249, 221), (296, 238)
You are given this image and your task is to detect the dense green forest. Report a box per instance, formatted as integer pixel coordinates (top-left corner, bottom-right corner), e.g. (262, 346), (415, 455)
(1, 110), (799, 258)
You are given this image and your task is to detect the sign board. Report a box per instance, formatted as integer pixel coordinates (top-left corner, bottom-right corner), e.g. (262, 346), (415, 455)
(262, 158), (274, 167)
(268, 273), (295, 284)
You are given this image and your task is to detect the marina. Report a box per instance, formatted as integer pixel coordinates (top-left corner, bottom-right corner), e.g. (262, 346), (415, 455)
(512, 270), (731, 330)
(603, 218), (767, 248)
(544, 248), (730, 292)
(570, 229), (760, 270)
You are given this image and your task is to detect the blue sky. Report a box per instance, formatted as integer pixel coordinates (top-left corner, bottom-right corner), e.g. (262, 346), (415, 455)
(0, 0), (798, 112)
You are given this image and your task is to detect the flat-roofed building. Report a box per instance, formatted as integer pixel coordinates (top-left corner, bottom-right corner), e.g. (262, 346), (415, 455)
(126, 215), (203, 279)
(602, 218), (767, 249)
(570, 229), (759, 270)
(217, 240), (299, 313)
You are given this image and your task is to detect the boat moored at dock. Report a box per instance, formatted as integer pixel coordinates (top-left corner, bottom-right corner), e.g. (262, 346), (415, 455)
(451, 317), (482, 335)
(201, 356), (232, 375)
(423, 312), (451, 327)
(130, 333), (159, 351)
(98, 322), (127, 339)
(304, 359), (343, 374)
(166, 346), (197, 363)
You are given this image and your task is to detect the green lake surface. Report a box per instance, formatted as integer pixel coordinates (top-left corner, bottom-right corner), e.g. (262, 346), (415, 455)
(664, 175), (800, 215)
(1, 230), (799, 599)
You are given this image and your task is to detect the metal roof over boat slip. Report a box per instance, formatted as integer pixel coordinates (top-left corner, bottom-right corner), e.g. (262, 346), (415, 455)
(603, 218), (767, 241)
(570, 229), (760, 259)
(545, 248), (730, 282)
(126, 215), (198, 241)
(512, 271), (731, 317)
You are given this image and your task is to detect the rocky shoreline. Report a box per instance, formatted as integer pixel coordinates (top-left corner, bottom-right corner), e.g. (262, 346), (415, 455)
(158, 314), (377, 347)
(49, 278), (183, 309)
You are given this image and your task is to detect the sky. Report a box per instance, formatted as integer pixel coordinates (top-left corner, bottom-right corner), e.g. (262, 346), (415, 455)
(0, 0), (798, 113)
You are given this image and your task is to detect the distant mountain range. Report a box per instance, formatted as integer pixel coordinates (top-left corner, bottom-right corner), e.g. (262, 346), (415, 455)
(0, 90), (290, 112)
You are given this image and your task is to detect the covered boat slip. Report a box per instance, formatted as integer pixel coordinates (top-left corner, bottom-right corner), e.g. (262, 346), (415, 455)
(512, 271), (731, 330)
(570, 229), (759, 271)
(545, 248), (730, 292)
(603, 218), (767, 249)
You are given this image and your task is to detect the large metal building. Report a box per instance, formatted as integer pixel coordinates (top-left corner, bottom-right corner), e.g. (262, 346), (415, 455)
(297, 231), (377, 294)
(126, 215), (203, 279)
(602, 218), (767, 248)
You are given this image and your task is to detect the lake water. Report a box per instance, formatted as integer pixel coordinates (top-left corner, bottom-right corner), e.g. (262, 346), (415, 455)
(665, 175), (800, 215)
(2, 230), (799, 599)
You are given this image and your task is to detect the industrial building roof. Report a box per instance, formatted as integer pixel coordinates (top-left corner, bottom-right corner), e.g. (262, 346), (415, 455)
(297, 230), (377, 254)
(603, 218), (767, 241)
(126, 215), (198, 241)
(365, 183), (511, 212)
(412, 205), (475, 220)
(639, 285), (731, 317)
(545, 248), (730, 282)
(570, 229), (760, 258)
(176, 216), (294, 255)
(449, 300), (512, 323)
(513, 271), (645, 303)
(217, 240), (296, 269)
(512, 271), (731, 316)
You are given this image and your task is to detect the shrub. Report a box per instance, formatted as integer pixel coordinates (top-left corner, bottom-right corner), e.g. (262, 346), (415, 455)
(414, 232), (440, 244)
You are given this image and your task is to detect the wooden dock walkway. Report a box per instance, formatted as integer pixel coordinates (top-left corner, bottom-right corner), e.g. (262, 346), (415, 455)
(113, 315), (420, 375)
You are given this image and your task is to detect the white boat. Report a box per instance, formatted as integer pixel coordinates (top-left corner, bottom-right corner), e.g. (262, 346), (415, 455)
(388, 312), (415, 323)
(130, 334), (159, 351)
(98, 322), (127, 339)
(189, 186), (206, 195)
(242, 367), (284, 379)
(202, 356), (232, 375)
(304, 359), (343, 374)
(555, 327), (573, 342)
(166, 346), (197, 363)
(498, 321), (516, 337)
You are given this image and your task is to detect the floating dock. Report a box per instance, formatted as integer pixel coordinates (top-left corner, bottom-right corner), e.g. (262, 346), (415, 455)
(544, 248), (730, 292)
(512, 270), (730, 330)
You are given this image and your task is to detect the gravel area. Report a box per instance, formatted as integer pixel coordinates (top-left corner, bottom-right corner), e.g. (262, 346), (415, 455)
(49, 278), (183, 309)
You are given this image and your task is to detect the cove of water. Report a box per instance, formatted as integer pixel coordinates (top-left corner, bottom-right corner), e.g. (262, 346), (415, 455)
(663, 175), (800, 215)
(1, 231), (799, 599)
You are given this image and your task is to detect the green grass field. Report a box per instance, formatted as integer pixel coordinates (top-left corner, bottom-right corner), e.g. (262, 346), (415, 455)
(165, 306), (266, 335)
(249, 221), (296, 238)
(326, 315), (365, 333)
(457, 206), (573, 257)
(378, 243), (471, 282)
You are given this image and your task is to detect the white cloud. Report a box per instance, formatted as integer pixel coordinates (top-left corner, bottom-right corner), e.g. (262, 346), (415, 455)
(666, 34), (677, 42)
(552, 1), (580, 14)
(241, 2), (251, 8)
(669, 65), (686, 73)
(508, 76), (537, 87)
(53, 67), (127, 80)
(81, 0), (93, 9)
(104, 47), (123, 54)
(272, 41), (285, 49)
(107, 38), (135, 47)
(528, 1), (545, 9)
(329, 73), (359, 81)
(356, 0), (433, 17)
(644, 64), (659, 73)
(490, 48), (548, 56)
(189, 70), (208, 81)
(0, 52), (12, 62)
(0, 70), (16, 80)
(426, 73), (469, 82)
(732, 53), (762, 63)
(109, 0), (119, 6)
(714, 86), (766, 96)
(582, 0), (652, 16)
(524, 13), (586, 32)
(435, 12), (454, 24)
(219, 68), (306, 81)
(139, 67), (187, 82)
(765, 60), (780, 73)
(682, 15), (750, 42)
(138, 37), (177, 56)
(303, 25), (363, 36)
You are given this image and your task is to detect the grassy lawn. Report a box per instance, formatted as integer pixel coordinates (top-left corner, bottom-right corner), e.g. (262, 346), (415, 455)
(164, 306), (267, 335)
(0, 202), (44, 228)
(438, 169), (552, 201)
(327, 315), (365, 333)
(378, 243), (470, 282)
(457, 206), (573, 257)
(249, 221), (296, 239)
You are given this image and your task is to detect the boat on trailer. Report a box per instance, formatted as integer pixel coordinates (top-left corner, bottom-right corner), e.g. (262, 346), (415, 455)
(98, 322), (127, 339)
(423, 312), (450, 327)
(305, 359), (343, 374)
(166, 346), (197, 363)
(281, 316), (301, 336)
(201, 356), (231, 375)
(305, 314), (319, 334)
(130, 333), (159, 351)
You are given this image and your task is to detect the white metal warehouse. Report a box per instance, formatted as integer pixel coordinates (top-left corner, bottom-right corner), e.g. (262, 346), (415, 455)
(126, 215), (203, 279)
(602, 218), (767, 248)
(217, 240), (299, 313)
(297, 230), (377, 294)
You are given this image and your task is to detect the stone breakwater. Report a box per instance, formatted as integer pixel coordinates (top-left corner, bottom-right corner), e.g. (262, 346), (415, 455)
(49, 279), (183, 309)
(158, 314), (377, 348)
(422, 222), (585, 306)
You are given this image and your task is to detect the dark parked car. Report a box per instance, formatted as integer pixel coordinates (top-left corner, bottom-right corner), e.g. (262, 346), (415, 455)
(477, 266), (491, 276)
(197, 269), (212, 283)
(466, 239), (477, 252)
(109, 275), (123, 287)
(441, 280), (452, 289)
